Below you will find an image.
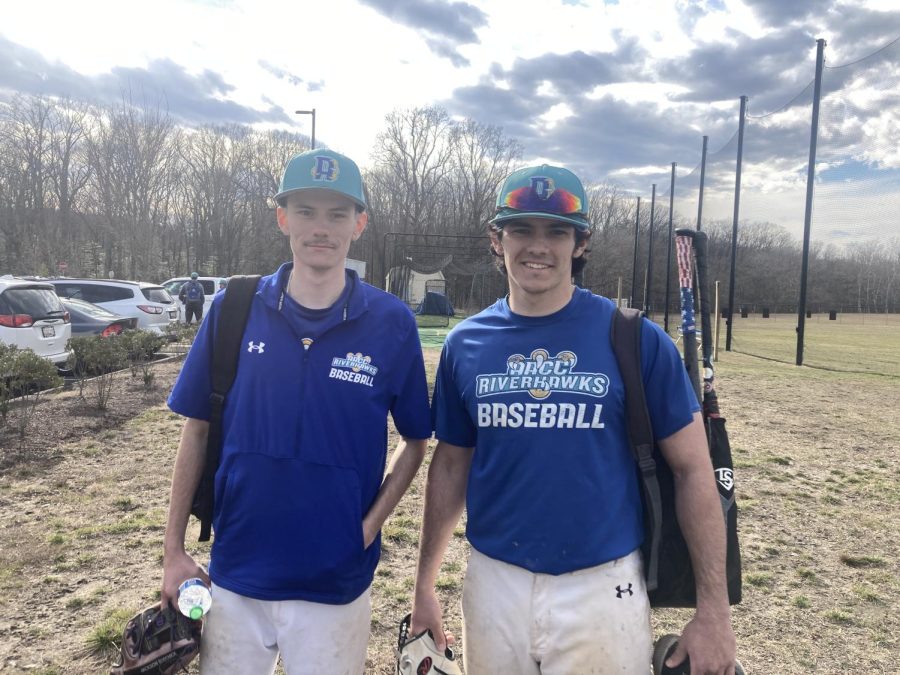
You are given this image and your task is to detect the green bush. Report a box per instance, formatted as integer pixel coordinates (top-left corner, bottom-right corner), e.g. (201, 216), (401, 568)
(117, 330), (166, 388)
(67, 336), (128, 377)
(0, 345), (62, 437)
(117, 330), (166, 366)
(67, 336), (128, 408)
(165, 322), (200, 352)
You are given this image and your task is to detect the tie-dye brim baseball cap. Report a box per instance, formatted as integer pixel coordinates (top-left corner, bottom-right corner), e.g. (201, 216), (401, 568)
(490, 164), (589, 231)
(274, 149), (367, 210)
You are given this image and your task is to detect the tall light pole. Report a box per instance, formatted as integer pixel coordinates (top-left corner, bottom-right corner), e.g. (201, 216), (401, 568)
(295, 108), (316, 149)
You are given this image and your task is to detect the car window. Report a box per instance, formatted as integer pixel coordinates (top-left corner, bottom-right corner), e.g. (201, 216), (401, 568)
(164, 280), (186, 294)
(200, 280), (215, 294)
(62, 298), (118, 319)
(0, 287), (65, 319)
(91, 285), (134, 302)
(52, 282), (84, 300)
(141, 287), (174, 303)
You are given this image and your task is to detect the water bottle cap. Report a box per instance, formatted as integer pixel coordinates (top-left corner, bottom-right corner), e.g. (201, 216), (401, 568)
(189, 606), (203, 620)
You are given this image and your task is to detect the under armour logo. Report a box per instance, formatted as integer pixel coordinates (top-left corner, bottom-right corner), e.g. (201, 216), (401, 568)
(247, 341), (265, 354)
(616, 584), (633, 598)
(530, 176), (555, 200)
(311, 155), (339, 182)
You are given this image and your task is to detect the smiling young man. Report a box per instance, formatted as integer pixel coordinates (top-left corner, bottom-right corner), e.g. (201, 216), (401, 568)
(162, 149), (431, 674)
(411, 165), (737, 674)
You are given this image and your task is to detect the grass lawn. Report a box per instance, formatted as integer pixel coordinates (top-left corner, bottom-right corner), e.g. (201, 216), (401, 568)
(1, 326), (898, 674)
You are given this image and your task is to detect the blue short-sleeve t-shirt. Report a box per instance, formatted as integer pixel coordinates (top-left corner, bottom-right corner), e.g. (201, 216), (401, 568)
(432, 288), (698, 575)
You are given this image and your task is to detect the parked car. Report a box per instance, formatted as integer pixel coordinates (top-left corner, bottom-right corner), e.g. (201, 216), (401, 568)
(0, 276), (72, 367)
(162, 276), (228, 322)
(47, 279), (179, 335)
(60, 297), (138, 337)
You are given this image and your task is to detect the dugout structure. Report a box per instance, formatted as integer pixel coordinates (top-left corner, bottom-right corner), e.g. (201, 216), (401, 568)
(382, 233), (506, 318)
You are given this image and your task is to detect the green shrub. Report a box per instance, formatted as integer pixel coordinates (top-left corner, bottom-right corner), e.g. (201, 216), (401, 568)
(66, 336), (128, 408)
(117, 330), (166, 389)
(0, 346), (62, 437)
(117, 330), (166, 368)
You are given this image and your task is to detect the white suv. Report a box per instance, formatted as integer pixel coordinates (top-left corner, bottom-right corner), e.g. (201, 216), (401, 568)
(162, 276), (228, 322)
(48, 279), (179, 335)
(0, 276), (73, 367)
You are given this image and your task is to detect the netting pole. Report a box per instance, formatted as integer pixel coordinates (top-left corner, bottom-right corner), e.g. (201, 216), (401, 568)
(726, 95), (747, 352)
(697, 135), (708, 231)
(796, 38), (826, 367)
(643, 183), (656, 313)
(630, 196), (641, 308)
(664, 163), (676, 333)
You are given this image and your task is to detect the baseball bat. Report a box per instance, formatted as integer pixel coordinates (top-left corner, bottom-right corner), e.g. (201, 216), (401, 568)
(674, 228), (702, 405)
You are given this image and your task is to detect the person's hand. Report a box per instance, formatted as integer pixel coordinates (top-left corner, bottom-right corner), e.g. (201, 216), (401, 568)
(161, 550), (209, 610)
(668, 611), (736, 674)
(411, 587), (454, 652)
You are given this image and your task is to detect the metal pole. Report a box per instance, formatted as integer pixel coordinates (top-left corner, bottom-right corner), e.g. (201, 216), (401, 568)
(616, 276), (623, 308)
(644, 183), (656, 313)
(726, 96), (747, 352)
(664, 163), (676, 334)
(697, 135), (708, 231)
(295, 109), (316, 149)
(797, 39), (826, 366)
(714, 280), (721, 362)
(630, 197), (641, 309)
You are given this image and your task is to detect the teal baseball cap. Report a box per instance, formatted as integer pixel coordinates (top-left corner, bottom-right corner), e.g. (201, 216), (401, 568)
(274, 149), (367, 210)
(490, 164), (589, 231)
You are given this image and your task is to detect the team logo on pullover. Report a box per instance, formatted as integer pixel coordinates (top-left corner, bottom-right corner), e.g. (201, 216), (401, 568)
(329, 352), (378, 387)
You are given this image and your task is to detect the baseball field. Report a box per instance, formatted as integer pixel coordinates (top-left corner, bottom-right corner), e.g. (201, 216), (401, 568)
(0, 317), (897, 674)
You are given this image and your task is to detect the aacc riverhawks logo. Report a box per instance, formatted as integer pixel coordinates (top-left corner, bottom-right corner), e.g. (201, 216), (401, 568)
(476, 349), (609, 400)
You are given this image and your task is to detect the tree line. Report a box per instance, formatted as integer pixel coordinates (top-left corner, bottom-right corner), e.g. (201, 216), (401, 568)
(1, 93), (896, 314)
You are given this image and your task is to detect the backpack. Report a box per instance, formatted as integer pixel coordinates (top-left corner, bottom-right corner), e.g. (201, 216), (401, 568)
(185, 281), (204, 303)
(611, 307), (742, 608)
(190, 274), (261, 541)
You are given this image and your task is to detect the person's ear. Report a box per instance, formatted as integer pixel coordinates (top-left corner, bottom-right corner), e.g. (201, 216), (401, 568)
(352, 211), (368, 241)
(276, 206), (289, 236)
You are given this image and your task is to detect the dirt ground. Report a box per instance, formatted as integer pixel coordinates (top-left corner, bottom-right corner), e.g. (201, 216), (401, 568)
(0, 349), (897, 674)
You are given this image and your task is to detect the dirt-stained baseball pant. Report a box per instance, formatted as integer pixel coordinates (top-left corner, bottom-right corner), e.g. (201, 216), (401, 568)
(199, 583), (370, 675)
(461, 547), (651, 674)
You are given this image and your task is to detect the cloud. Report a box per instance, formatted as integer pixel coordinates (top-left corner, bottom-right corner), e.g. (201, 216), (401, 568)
(0, 35), (292, 126)
(358, 0), (487, 66)
(258, 59), (304, 87)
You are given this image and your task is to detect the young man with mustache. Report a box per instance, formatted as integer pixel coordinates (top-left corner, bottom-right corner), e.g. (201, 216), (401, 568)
(162, 149), (431, 674)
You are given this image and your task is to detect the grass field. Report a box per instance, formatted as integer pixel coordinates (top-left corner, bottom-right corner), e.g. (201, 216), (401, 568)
(715, 312), (900, 377)
(0, 318), (898, 674)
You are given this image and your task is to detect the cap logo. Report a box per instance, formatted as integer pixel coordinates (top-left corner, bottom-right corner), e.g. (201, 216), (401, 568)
(530, 176), (555, 200)
(311, 155), (340, 182)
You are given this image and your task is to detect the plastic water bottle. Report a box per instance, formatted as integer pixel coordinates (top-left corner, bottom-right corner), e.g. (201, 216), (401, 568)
(177, 578), (212, 620)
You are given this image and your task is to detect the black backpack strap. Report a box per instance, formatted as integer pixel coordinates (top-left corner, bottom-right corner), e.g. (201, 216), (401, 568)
(611, 307), (663, 592)
(194, 274), (261, 541)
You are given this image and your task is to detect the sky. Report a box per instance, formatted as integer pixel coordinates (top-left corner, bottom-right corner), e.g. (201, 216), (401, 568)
(1, 0), (899, 244)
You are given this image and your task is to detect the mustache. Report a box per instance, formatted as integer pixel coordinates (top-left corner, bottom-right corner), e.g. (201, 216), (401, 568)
(303, 239), (337, 248)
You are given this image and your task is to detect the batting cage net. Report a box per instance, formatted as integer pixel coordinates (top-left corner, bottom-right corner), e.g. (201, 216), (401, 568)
(381, 232), (507, 323)
(719, 38), (900, 376)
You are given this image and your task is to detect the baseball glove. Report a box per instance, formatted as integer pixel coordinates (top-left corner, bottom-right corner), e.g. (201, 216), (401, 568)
(110, 603), (201, 675)
(396, 613), (462, 675)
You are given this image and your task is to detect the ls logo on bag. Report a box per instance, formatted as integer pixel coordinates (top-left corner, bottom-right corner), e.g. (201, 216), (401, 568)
(247, 341), (265, 354)
(715, 468), (735, 491)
